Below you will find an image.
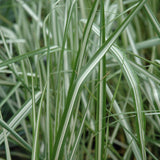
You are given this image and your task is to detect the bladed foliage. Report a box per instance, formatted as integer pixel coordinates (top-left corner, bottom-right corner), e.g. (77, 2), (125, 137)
(0, 0), (160, 160)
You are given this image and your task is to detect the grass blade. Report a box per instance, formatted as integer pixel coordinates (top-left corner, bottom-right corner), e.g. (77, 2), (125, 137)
(144, 4), (160, 37)
(0, 46), (60, 68)
(0, 91), (41, 144)
(110, 46), (146, 159)
(96, 0), (106, 159)
(0, 112), (11, 160)
(0, 113), (31, 152)
(0, 82), (21, 109)
(32, 84), (46, 160)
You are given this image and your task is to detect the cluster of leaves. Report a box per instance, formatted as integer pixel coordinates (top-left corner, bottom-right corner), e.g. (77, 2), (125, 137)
(0, 0), (160, 160)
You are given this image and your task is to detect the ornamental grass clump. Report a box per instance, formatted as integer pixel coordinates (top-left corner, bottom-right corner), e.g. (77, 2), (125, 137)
(0, 0), (160, 160)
